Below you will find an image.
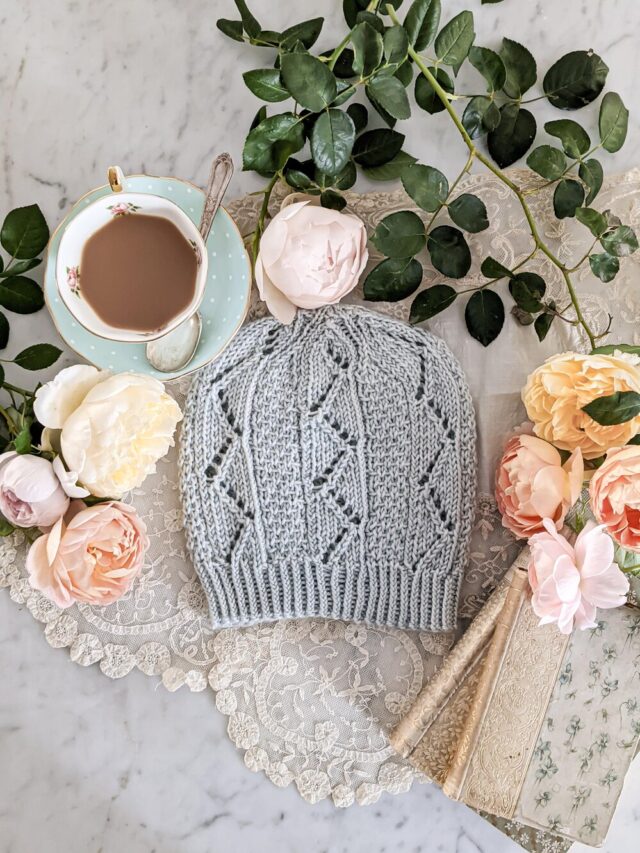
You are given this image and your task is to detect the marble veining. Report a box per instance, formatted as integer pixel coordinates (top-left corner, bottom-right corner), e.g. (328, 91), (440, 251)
(1, 1), (639, 850)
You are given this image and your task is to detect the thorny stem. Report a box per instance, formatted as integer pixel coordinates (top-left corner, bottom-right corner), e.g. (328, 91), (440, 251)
(386, 5), (598, 349)
(2, 382), (35, 398)
(251, 173), (279, 268)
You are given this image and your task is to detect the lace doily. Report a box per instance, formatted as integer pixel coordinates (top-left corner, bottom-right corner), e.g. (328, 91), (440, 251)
(3, 169), (640, 805)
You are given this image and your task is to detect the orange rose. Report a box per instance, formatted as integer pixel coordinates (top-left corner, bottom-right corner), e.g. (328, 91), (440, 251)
(522, 351), (640, 459)
(496, 433), (583, 539)
(590, 446), (640, 551)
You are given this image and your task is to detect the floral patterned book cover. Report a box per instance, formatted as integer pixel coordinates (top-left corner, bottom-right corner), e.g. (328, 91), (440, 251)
(392, 559), (640, 850)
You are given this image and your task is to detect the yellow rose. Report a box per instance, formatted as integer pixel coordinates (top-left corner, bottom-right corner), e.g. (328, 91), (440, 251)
(522, 351), (640, 459)
(36, 367), (182, 498)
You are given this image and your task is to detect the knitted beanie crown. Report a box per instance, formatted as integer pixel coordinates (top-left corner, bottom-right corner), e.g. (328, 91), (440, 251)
(180, 305), (476, 631)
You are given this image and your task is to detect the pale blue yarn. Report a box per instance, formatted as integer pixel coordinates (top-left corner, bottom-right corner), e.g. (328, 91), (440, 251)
(179, 305), (476, 631)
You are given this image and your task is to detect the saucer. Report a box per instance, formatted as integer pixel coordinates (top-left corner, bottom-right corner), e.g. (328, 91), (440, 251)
(44, 174), (251, 380)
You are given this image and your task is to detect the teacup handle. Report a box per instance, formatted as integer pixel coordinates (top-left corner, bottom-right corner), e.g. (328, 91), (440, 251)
(108, 165), (124, 193)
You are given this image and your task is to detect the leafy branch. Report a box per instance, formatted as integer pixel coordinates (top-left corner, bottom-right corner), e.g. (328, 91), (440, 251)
(217, 0), (637, 348)
(0, 204), (62, 456)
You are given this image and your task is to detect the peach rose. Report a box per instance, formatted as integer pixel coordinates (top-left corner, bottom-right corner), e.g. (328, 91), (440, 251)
(26, 501), (149, 608)
(255, 201), (368, 324)
(590, 445), (640, 551)
(522, 351), (640, 459)
(496, 434), (583, 538)
(528, 519), (629, 633)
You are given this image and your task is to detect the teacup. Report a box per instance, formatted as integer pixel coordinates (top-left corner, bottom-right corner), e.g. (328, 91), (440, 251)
(56, 180), (208, 344)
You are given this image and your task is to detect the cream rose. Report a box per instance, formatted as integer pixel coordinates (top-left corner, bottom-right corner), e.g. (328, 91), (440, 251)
(255, 200), (368, 324)
(36, 369), (182, 498)
(522, 351), (640, 459)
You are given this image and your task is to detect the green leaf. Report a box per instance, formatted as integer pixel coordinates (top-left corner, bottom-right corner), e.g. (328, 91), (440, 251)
(410, 284), (457, 323)
(468, 45), (506, 92)
(579, 158), (604, 206)
(487, 104), (536, 168)
(362, 151), (417, 181)
(526, 145), (567, 181)
(448, 193), (489, 233)
(250, 105), (267, 131)
(316, 159), (357, 190)
(591, 343), (640, 356)
(371, 211), (426, 258)
(500, 38), (537, 98)
(395, 61), (414, 88)
(234, 0), (260, 38)
(351, 21), (384, 78)
(1, 205), (49, 260)
(544, 119), (590, 158)
(216, 19), (244, 42)
(284, 168), (314, 191)
(13, 424), (31, 454)
(311, 109), (356, 176)
(332, 79), (356, 107)
(13, 343), (62, 370)
(364, 257), (423, 302)
(384, 25), (409, 66)
(465, 290), (505, 346)
(280, 18), (324, 50)
(242, 113), (304, 173)
(462, 96), (500, 139)
(347, 103), (368, 133)
(481, 257), (512, 279)
(280, 53), (337, 112)
(366, 87), (397, 128)
(404, 0), (441, 51)
(427, 226), (471, 278)
(535, 310), (555, 341)
(575, 207), (607, 237)
(414, 67), (454, 115)
(509, 272), (546, 312)
(553, 179), (584, 218)
(320, 189), (347, 211)
(353, 128), (404, 167)
(601, 225), (639, 257)
(583, 391), (640, 425)
(343, 0), (368, 29)
(0, 312), (8, 349)
(0, 516), (14, 536)
(401, 164), (449, 212)
(589, 252), (620, 282)
(0, 277), (44, 314)
(0, 258), (41, 278)
(543, 50), (609, 109)
(599, 92), (629, 153)
(367, 75), (411, 120)
(435, 10), (475, 74)
(242, 69), (289, 102)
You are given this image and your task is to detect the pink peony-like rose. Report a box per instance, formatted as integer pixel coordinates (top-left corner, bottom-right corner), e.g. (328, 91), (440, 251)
(255, 201), (368, 324)
(590, 445), (640, 551)
(528, 519), (629, 634)
(0, 451), (70, 528)
(496, 434), (583, 539)
(26, 500), (149, 608)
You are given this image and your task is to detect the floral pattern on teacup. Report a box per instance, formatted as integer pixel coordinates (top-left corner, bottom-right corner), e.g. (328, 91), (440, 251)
(66, 265), (81, 296)
(189, 239), (202, 266)
(107, 201), (140, 217)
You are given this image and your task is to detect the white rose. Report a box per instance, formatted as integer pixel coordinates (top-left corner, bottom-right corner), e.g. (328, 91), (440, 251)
(255, 201), (368, 324)
(39, 370), (182, 498)
(34, 364), (109, 429)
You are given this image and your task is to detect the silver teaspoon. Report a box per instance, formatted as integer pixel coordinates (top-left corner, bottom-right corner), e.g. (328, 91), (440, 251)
(146, 153), (234, 373)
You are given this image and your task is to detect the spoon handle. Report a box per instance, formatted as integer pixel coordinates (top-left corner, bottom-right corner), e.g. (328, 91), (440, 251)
(200, 153), (234, 243)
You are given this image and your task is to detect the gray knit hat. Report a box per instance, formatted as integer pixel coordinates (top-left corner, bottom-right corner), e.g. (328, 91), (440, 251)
(180, 305), (476, 631)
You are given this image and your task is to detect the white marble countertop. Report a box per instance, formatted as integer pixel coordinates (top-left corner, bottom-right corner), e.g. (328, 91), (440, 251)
(1, 1), (639, 851)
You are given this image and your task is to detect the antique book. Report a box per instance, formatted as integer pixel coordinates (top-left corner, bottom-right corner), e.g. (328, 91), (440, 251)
(391, 550), (640, 850)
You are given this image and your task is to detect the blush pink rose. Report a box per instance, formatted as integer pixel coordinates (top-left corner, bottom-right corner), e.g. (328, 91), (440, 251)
(0, 451), (70, 528)
(255, 201), (368, 324)
(528, 519), (629, 634)
(26, 500), (149, 608)
(496, 434), (583, 539)
(590, 446), (640, 551)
